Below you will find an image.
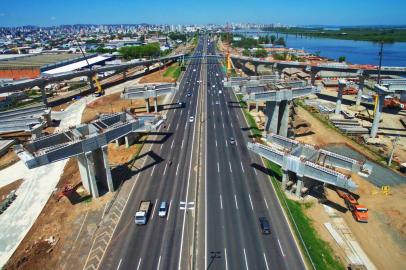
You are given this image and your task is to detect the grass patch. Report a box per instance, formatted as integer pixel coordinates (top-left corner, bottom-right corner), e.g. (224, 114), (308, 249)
(237, 96), (345, 270)
(163, 63), (181, 81)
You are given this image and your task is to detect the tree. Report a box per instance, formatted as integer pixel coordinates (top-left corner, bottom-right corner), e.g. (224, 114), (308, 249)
(338, 56), (346, 62)
(242, 49), (251, 56)
(118, 42), (161, 60)
(275, 37), (286, 47)
(270, 35), (276, 44)
(254, 48), (268, 58)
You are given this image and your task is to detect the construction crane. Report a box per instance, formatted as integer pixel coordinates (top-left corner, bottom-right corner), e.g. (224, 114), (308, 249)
(225, 22), (232, 79)
(75, 38), (104, 97)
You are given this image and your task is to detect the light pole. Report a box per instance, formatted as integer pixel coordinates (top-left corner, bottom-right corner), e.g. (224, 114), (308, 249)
(377, 41), (384, 85)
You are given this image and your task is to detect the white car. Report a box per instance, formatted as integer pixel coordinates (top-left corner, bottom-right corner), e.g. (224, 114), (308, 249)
(216, 73), (219, 76)
(193, 69), (196, 72)
(189, 116), (195, 122)
(158, 201), (168, 217)
(218, 90), (222, 94)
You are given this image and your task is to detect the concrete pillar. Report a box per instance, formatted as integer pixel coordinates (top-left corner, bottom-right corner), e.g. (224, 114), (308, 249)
(40, 83), (48, 106)
(255, 102), (259, 112)
(88, 75), (95, 93)
(125, 132), (137, 148)
(335, 79), (346, 115)
(254, 64), (259, 75)
(154, 97), (158, 112)
(295, 177), (303, 197)
(282, 170), (288, 190)
(77, 152), (99, 198)
(356, 76), (365, 107)
(264, 101), (279, 133)
(310, 70), (317, 86)
(101, 145), (114, 192)
(278, 100), (289, 136)
(370, 94), (384, 138)
(145, 98), (150, 113)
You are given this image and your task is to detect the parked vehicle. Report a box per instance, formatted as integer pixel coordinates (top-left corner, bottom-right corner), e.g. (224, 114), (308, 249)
(336, 189), (368, 223)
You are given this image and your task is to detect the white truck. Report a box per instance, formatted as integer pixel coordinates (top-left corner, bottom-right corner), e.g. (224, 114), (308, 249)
(134, 200), (152, 225)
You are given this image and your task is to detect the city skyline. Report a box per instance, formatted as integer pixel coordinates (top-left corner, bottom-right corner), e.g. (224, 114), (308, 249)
(1, 0), (405, 27)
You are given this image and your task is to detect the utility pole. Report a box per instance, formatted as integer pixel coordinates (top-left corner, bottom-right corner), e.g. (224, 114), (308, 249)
(388, 135), (399, 166)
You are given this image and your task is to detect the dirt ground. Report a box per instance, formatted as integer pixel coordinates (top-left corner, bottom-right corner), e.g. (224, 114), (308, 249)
(292, 105), (406, 269)
(3, 158), (113, 270)
(0, 150), (19, 170)
(139, 65), (177, 84)
(107, 139), (143, 166)
(0, 179), (23, 201)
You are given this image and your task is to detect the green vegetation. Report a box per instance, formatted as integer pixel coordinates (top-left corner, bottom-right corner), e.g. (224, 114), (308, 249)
(168, 32), (187, 42)
(254, 48), (268, 58)
(118, 42), (161, 60)
(163, 63), (181, 80)
(262, 26), (406, 43)
(236, 95), (345, 270)
(338, 56), (346, 62)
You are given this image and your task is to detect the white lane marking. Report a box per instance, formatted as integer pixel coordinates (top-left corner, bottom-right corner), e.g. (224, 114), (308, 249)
(156, 255), (161, 270)
(163, 163), (168, 175)
(151, 199), (158, 220)
(136, 258), (142, 270)
(217, 162), (220, 173)
(254, 169), (258, 176)
(116, 258), (122, 270)
(167, 199), (172, 221)
(240, 161), (245, 173)
(234, 194), (239, 210)
(220, 194), (223, 209)
(264, 198), (269, 209)
(225, 248), (229, 270)
(229, 161), (232, 173)
(171, 140), (175, 149)
(222, 122), (225, 129)
(214, 122), (216, 129)
(176, 121), (180, 130)
(278, 239), (286, 257)
(243, 248), (249, 270)
(215, 139), (217, 147)
(263, 253), (270, 270)
(248, 193), (254, 211)
(176, 163), (180, 176)
(160, 143), (164, 151)
(181, 137), (185, 149)
(167, 122), (171, 130)
(150, 165), (156, 177)
(230, 121), (233, 128)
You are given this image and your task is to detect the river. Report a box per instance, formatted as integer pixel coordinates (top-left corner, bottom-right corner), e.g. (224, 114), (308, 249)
(234, 30), (406, 67)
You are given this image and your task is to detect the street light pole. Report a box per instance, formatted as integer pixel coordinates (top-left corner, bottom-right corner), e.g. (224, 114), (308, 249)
(377, 41), (384, 85)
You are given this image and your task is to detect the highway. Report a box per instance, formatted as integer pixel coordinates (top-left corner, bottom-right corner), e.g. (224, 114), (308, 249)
(99, 37), (204, 270)
(99, 35), (306, 270)
(198, 37), (306, 270)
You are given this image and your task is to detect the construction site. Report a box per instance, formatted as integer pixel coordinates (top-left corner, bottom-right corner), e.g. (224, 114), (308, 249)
(220, 35), (406, 270)
(0, 49), (185, 269)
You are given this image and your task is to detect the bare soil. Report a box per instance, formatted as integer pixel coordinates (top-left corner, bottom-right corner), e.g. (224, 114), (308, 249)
(139, 66), (176, 84)
(293, 105), (406, 269)
(0, 179), (23, 201)
(0, 150), (19, 170)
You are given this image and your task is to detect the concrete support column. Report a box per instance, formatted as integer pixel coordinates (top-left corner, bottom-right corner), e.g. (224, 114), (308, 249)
(101, 145), (114, 192)
(278, 100), (289, 136)
(154, 97), (158, 112)
(356, 76), (365, 107)
(254, 64), (259, 75)
(295, 177), (303, 197)
(40, 83), (48, 106)
(370, 94), (384, 138)
(282, 170), (289, 190)
(88, 75), (95, 93)
(310, 70), (317, 86)
(77, 152), (99, 198)
(145, 98), (150, 113)
(335, 79), (346, 115)
(255, 102), (259, 112)
(125, 132), (137, 148)
(264, 101), (279, 133)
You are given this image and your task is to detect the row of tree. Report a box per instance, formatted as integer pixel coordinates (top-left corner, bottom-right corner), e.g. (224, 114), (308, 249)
(118, 42), (161, 60)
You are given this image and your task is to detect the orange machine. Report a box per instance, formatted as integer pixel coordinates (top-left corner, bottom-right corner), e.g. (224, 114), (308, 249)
(342, 86), (358, 95)
(384, 97), (406, 109)
(336, 189), (368, 222)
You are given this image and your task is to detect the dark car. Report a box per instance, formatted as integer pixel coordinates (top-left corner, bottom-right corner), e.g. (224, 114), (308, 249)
(229, 137), (235, 145)
(187, 92), (192, 97)
(259, 217), (271, 234)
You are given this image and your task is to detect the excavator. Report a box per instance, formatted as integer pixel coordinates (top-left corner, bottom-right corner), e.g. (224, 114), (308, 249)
(93, 75), (104, 97)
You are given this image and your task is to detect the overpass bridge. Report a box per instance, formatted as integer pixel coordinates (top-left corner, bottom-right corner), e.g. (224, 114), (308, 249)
(15, 112), (163, 198)
(0, 54), (185, 104)
(248, 134), (371, 197)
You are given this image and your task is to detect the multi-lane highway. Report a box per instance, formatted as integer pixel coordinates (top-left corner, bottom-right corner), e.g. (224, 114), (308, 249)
(197, 37), (306, 270)
(99, 37), (204, 270)
(99, 35), (306, 270)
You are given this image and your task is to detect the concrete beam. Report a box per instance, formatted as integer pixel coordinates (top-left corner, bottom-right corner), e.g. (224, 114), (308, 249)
(335, 79), (346, 115)
(356, 75), (365, 106)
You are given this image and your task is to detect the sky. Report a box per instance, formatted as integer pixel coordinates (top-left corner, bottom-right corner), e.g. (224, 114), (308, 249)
(0, 0), (405, 27)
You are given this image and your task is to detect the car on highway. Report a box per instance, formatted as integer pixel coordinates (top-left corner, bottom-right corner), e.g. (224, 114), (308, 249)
(189, 116), (195, 122)
(215, 100), (220, 105)
(259, 217), (271, 234)
(218, 90), (222, 94)
(229, 136), (235, 144)
(187, 92), (192, 97)
(158, 201), (168, 217)
(193, 69), (196, 72)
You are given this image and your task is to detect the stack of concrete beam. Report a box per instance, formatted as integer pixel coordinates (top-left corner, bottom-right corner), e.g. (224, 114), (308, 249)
(16, 112), (163, 198)
(0, 105), (50, 136)
(330, 118), (369, 134)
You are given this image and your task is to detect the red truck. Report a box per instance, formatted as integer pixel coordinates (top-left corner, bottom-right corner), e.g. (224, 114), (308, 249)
(336, 189), (368, 223)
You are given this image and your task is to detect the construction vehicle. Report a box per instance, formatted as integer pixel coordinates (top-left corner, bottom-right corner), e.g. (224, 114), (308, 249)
(336, 189), (368, 222)
(384, 96), (406, 109)
(342, 86), (358, 95)
(92, 75), (104, 97)
(134, 200), (152, 225)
